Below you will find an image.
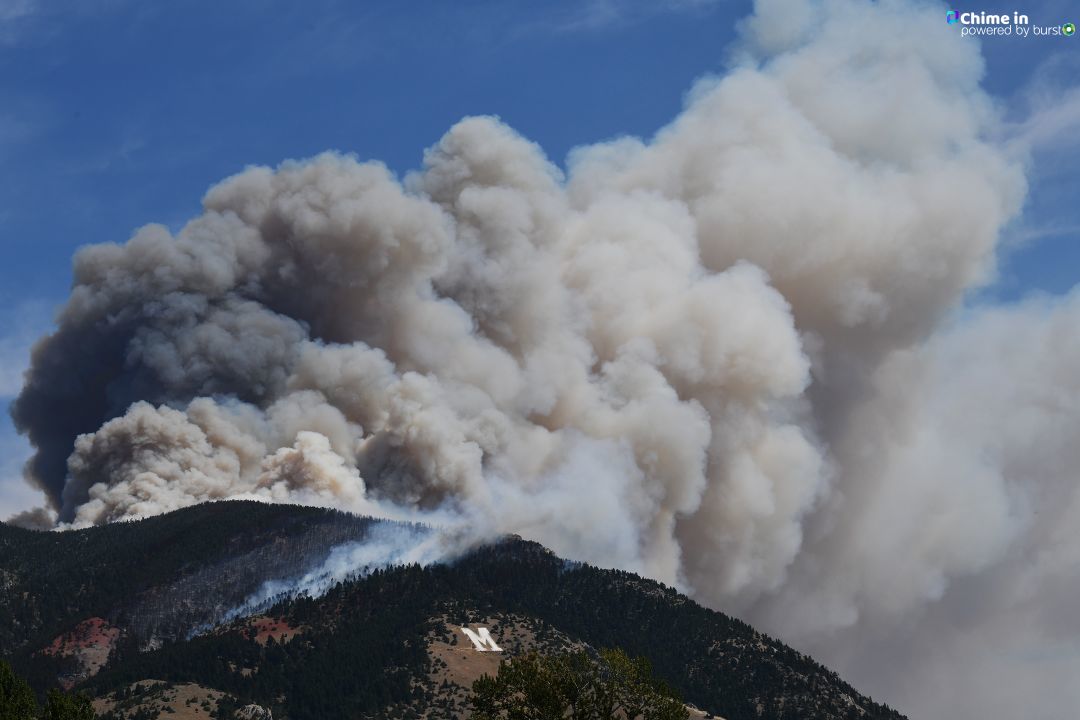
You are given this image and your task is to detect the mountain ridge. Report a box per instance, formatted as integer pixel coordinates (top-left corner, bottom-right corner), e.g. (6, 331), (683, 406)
(1, 502), (906, 720)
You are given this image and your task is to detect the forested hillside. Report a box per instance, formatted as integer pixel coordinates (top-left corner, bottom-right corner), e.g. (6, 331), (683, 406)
(1, 503), (906, 720)
(0, 502), (388, 656)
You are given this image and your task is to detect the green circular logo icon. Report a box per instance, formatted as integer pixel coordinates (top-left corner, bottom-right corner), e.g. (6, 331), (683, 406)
(1065, 22), (1077, 36)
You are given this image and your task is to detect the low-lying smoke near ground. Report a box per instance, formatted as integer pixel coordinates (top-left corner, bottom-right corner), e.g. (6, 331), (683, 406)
(206, 521), (449, 637)
(7, 0), (1080, 717)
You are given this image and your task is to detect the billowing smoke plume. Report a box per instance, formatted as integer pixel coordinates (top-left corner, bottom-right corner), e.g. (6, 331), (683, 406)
(10, 0), (1079, 716)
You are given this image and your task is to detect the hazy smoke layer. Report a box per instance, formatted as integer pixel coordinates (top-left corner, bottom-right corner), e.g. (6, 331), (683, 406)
(10, 0), (1078, 716)
(212, 522), (450, 633)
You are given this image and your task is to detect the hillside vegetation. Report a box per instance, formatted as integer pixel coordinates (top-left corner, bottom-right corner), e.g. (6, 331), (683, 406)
(1, 503), (906, 720)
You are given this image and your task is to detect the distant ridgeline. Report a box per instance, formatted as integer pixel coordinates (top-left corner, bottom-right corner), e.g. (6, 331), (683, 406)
(0, 502), (907, 720)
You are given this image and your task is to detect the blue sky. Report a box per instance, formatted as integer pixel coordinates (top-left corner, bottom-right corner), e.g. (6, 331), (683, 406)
(0, 0), (1078, 516)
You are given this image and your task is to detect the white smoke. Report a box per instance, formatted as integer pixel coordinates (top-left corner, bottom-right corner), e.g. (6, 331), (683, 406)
(9, 0), (1079, 716)
(763, 290), (1080, 718)
(213, 521), (452, 631)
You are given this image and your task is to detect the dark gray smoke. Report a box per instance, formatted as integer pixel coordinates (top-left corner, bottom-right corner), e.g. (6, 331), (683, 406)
(10, 0), (1080, 717)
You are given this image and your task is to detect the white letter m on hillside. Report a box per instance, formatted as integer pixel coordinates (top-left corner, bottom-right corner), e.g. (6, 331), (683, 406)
(461, 626), (503, 652)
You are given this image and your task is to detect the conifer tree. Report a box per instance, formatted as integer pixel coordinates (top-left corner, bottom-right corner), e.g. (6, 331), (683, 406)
(0, 660), (38, 720)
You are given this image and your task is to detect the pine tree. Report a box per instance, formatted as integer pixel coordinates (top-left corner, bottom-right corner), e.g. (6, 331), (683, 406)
(42, 688), (96, 720)
(0, 660), (38, 720)
(471, 648), (689, 720)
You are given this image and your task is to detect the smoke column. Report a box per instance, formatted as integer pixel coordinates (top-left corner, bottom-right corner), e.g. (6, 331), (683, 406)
(9, 0), (1080, 716)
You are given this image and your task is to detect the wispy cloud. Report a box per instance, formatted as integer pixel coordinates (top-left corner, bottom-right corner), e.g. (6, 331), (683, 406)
(0, 0), (135, 47)
(1010, 88), (1080, 154)
(1004, 221), (1080, 247)
(558, 0), (622, 32)
(0, 424), (42, 521)
(992, 49), (1080, 281)
(532, 0), (727, 34)
(0, 300), (52, 399)
(1004, 51), (1080, 155)
(0, 0), (37, 44)
(0, 302), (51, 520)
(0, 111), (37, 160)
(0, 0), (36, 23)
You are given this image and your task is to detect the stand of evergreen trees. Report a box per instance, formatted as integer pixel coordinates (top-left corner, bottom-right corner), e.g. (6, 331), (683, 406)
(4, 505), (906, 720)
(0, 660), (94, 720)
(471, 648), (689, 720)
(79, 538), (903, 720)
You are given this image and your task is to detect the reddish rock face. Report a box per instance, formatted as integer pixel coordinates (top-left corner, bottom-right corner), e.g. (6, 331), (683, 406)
(41, 617), (122, 688)
(245, 616), (303, 646)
